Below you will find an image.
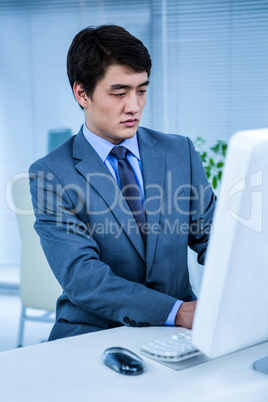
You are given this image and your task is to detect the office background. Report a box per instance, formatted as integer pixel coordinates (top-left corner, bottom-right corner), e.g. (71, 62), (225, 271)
(0, 0), (268, 349)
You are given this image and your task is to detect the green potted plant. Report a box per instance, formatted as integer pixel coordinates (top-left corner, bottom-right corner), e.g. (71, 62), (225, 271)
(189, 137), (228, 295)
(194, 137), (228, 190)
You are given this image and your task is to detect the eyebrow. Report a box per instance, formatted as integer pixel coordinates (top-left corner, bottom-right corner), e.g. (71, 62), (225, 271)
(110, 80), (150, 91)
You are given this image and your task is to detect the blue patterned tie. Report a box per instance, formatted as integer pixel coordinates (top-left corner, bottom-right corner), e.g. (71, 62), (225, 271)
(110, 146), (146, 244)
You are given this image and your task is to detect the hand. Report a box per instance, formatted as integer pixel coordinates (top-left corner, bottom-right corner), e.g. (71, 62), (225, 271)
(175, 300), (197, 329)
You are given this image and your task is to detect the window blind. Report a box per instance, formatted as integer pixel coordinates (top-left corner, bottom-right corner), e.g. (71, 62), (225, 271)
(150, 0), (268, 139)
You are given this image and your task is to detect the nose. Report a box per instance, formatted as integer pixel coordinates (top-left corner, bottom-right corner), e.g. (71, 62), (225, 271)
(124, 93), (140, 114)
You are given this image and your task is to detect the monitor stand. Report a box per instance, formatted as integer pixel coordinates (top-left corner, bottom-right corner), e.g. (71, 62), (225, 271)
(253, 356), (268, 375)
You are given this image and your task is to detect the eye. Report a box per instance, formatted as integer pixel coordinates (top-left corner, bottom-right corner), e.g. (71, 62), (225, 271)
(138, 89), (147, 95)
(113, 93), (125, 97)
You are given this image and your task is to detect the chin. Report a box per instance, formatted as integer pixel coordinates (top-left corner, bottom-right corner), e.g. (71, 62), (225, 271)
(108, 125), (138, 143)
(122, 126), (138, 137)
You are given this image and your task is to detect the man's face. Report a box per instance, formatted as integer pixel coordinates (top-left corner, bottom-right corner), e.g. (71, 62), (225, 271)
(83, 64), (149, 145)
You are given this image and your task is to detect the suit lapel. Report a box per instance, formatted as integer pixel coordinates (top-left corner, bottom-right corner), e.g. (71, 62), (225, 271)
(137, 128), (166, 271)
(72, 129), (145, 261)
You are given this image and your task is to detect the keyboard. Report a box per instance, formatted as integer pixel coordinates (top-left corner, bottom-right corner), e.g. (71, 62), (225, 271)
(140, 330), (202, 362)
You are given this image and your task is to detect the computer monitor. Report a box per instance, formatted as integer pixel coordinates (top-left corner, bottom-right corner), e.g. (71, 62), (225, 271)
(192, 128), (268, 372)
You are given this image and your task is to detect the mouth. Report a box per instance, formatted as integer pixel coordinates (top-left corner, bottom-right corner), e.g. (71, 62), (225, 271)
(121, 118), (138, 127)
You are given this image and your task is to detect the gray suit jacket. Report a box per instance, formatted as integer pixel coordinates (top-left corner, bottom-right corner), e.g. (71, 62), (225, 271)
(29, 126), (216, 340)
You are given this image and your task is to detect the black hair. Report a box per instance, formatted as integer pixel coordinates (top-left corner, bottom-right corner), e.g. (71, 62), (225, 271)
(67, 24), (152, 102)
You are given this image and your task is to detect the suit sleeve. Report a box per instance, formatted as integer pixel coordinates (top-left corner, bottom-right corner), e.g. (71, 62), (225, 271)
(29, 161), (177, 327)
(186, 137), (216, 264)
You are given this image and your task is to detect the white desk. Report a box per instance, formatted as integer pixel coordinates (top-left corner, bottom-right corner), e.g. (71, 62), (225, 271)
(0, 326), (267, 402)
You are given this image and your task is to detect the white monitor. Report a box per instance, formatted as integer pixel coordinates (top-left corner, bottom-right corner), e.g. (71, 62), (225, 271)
(192, 128), (268, 367)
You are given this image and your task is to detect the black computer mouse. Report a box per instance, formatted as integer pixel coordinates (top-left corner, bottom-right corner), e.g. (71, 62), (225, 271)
(103, 347), (144, 375)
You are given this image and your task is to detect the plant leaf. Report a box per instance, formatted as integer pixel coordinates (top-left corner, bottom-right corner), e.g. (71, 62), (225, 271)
(211, 143), (219, 153)
(222, 143), (227, 156)
(209, 158), (215, 166)
(212, 176), (217, 189)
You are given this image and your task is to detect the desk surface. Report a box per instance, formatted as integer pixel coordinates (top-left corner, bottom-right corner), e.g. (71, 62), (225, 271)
(0, 326), (267, 402)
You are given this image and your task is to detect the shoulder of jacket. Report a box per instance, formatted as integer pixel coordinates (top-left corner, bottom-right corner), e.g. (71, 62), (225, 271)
(31, 135), (75, 169)
(139, 126), (190, 147)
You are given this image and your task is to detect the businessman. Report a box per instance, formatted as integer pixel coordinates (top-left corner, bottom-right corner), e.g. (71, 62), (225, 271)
(29, 25), (216, 341)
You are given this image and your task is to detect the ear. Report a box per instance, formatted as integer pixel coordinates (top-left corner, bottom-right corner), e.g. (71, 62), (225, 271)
(73, 82), (90, 108)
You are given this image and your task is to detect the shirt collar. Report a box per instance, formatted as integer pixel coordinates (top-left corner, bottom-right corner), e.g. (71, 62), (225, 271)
(83, 123), (141, 162)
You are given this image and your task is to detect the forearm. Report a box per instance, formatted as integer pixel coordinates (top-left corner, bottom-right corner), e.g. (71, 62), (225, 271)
(38, 226), (176, 325)
(29, 162), (177, 326)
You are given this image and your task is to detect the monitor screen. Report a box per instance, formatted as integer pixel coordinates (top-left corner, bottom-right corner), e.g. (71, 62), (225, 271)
(192, 128), (268, 359)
